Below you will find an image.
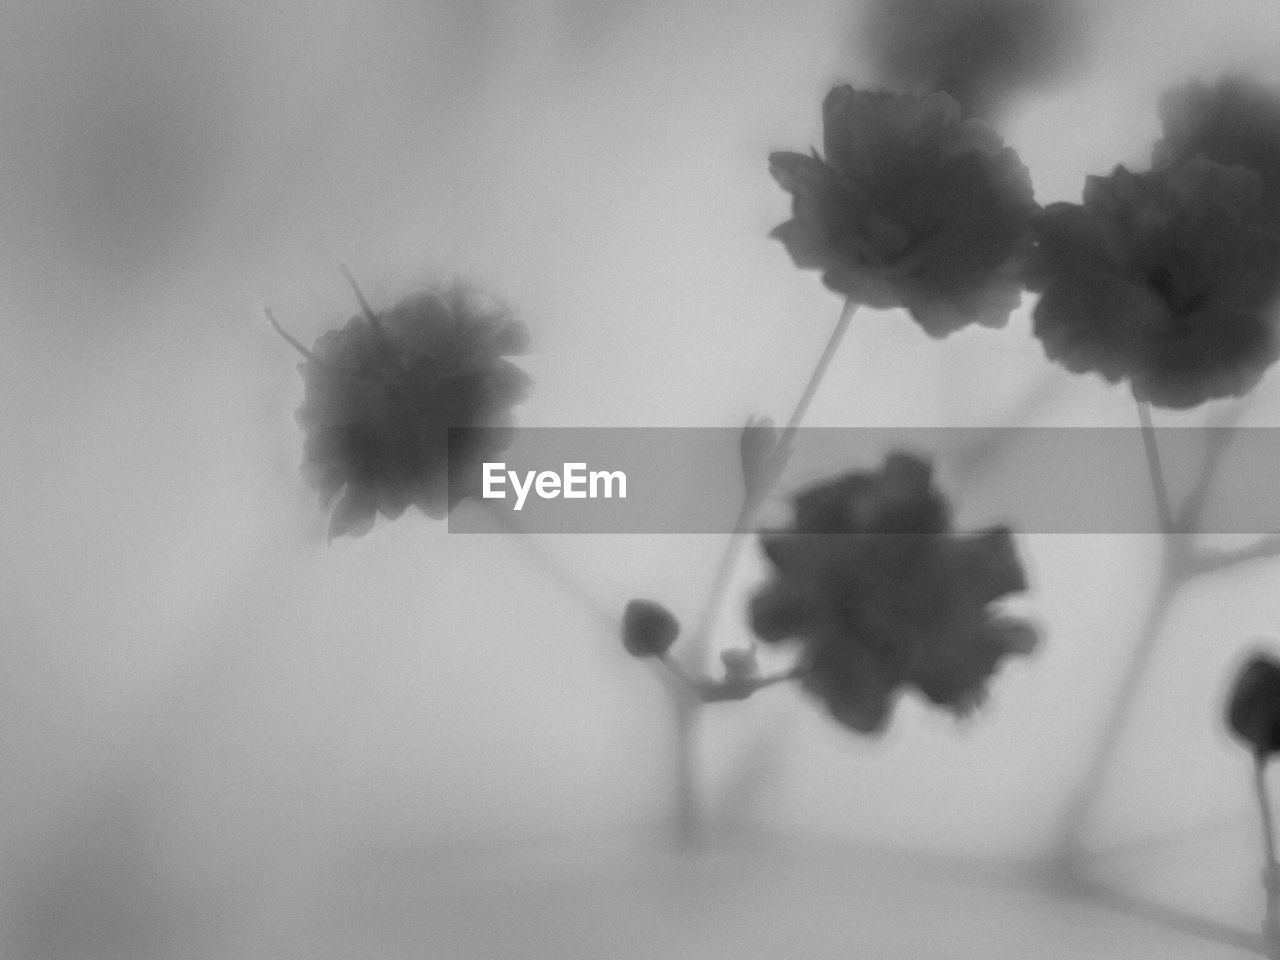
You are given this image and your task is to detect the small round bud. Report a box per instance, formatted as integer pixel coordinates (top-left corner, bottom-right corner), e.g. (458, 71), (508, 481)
(1227, 651), (1280, 757)
(622, 599), (680, 658)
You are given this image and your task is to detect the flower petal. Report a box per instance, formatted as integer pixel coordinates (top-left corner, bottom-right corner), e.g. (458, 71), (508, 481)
(1032, 162), (1280, 408)
(293, 279), (533, 536)
(749, 455), (1033, 734)
(771, 87), (1037, 334)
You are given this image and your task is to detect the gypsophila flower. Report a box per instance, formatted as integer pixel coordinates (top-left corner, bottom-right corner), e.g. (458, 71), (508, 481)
(856, 0), (1087, 121)
(1227, 651), (1280, 758)
(750, 453), (1035, 734)
(1030, 159), (1280, 408)
(770, 87), (1037, 337)
(294, 281), (531, 540)
(1155, 77), (1280, 218)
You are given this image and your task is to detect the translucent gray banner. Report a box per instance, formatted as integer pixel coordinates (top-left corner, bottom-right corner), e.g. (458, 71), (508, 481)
(447, 428), (1280, 534)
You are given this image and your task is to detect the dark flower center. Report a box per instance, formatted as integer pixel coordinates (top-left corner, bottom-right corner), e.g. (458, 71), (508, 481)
(1144, 264), (1208, 327)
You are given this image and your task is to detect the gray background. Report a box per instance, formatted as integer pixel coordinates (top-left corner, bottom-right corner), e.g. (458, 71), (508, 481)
(3, 0), (1280, 957)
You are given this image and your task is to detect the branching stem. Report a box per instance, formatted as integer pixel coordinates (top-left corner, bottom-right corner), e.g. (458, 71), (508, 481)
(685, 298), (857, 667)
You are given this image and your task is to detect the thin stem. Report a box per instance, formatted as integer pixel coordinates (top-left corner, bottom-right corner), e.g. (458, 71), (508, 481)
(947, 375), (1061, 480)
(775, 297), (859, 456)
(660, 654), (800, 702)
(1255, 755), (1280, 957)
(1137, 401), (1175, 534)
(665, 299), (854, 847)
(1179, 419), (1242, 531)
(1053, 401), (1184, 858)
(340, 264), (387, 338)
(481, 500), (618, 633)
(1052, 398), (1280, 945)
(1055, 561), (1177, 858)
(1187, 535), (1280, 577)
(656, 653), (800, 849)
(1257, 757), (1278, 876)
(684, 499), (754, 667)
(672, 697), (701, 848)
(265, 308), (321, 363)
(1073, 876), (1264, 956)
(478, 501), (701, 847)
(684, 299), (857, 666)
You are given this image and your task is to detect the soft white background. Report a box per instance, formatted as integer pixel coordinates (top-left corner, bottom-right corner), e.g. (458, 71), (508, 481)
(3, 0), (1280, 956)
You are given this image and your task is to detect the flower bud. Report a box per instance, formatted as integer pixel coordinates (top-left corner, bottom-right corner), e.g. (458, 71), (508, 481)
(1227, 652), (1280, 757)
(622, 600), (680, 658)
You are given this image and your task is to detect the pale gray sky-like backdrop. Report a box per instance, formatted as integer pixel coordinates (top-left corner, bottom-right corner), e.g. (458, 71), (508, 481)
(3, 1), (1280, 957)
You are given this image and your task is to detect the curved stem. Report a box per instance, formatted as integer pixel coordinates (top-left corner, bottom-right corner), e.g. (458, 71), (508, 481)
(658, 298), (854, 849)
(660, 653), (800, 702)
(672, 697), (701, 848)
(340, 263), (387, 338)
(1255, 756), (1280, 957)
(480, 500), (708, 847)
(487, 296), (856, 851)
(684, 298), (857, 667)
(265, 308), (321, 364)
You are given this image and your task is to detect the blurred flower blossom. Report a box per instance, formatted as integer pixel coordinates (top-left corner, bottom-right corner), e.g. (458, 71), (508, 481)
(750, 453), (1036, 734)
(770, 87), (1037, 337)
(293, 281), (531, 540)
(1030, 159), (1280, 408)
(1227, 651), (1280, 757)
(856, 0), (1088, 121)
(1155, 77), (1280, 217)
(622, 599), (681, 658)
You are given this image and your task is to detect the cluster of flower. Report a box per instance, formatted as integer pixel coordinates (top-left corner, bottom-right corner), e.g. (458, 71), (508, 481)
(749, 66), (1280, 729)
(771, 79), (1280, 408)
(1033, 80), (1280, 409)
(273, 4), (1280, 737)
